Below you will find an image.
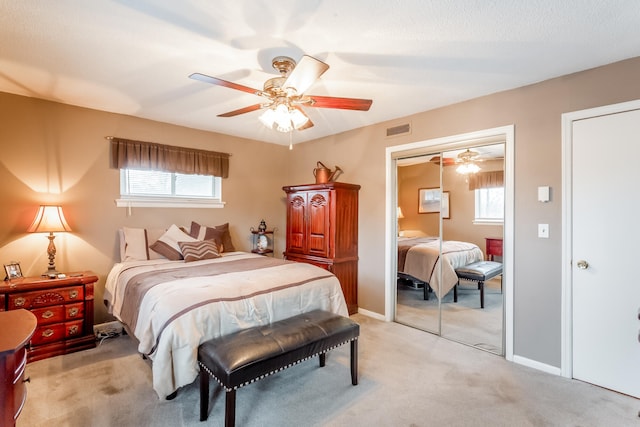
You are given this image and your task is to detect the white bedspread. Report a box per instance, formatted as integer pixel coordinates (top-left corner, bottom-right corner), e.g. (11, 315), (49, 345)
(399, 238), (484, 298)
(104, 252), (347, 398)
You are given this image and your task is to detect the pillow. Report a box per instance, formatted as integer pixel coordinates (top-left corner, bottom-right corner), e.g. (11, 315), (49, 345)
(178, 240), (221, 262)
(149, 224), (198, 260)
(189, 221), (235, 252)
(121, 227), (168, 261)
(400, 229), (429, 238)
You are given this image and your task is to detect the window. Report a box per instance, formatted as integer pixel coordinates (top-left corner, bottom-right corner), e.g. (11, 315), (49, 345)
(474, 187), (504, 223)
(116, 169), (223, 208)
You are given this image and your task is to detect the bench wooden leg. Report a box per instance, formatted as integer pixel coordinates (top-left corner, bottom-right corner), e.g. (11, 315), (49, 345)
(479, 280), (485, 309)
(454, 282), (458, 302)
(199, 368), (209, 421)
(351, 339), (358, 386)
(225, 389), (236, 427)
(319, 352), (326, 367)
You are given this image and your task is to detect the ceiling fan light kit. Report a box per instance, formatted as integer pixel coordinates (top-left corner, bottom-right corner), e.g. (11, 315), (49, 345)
(189, 54), (372, 137)
(455, 149), (481, 175)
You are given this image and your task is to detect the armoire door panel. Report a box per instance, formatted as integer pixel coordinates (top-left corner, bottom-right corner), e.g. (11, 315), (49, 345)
(287, 194), (306, 253)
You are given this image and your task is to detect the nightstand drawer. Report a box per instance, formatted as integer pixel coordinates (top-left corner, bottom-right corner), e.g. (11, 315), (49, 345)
(31, 305), (65, 325)
(31, 320), (84, 345)
(32, 323), (66, 345)
(8, 285), (84, 310)
(65, 302), (84, 320)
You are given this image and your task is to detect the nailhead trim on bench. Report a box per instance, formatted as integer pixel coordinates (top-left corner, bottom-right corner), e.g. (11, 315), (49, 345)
(198, 337), (358, 392)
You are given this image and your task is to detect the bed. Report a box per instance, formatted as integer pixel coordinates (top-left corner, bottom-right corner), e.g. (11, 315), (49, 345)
(104, 223), (347, 399)
(397, 235), (484, 300)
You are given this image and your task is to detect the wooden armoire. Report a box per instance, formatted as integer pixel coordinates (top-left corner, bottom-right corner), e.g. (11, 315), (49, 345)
(283, 182), (360, 315)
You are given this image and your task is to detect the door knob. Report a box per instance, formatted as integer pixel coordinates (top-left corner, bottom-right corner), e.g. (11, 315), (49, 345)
(576, 260), (589, 270)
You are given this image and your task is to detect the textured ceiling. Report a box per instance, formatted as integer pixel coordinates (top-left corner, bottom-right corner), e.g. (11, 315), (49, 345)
(1, 1), (640, 146)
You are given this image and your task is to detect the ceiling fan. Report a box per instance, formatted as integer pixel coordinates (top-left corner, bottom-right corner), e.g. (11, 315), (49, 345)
(189, 55), (373, 132)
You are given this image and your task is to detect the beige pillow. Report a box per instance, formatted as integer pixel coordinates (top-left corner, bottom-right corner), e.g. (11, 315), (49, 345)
(150, 224), (198, 260)
(189, 221), (235, 252)
(178, 240), (221, 262)
(121, 227), (167, 261)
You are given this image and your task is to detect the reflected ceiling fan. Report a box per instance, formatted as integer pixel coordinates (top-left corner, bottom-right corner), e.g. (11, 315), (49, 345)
(189, 55), (373, 133)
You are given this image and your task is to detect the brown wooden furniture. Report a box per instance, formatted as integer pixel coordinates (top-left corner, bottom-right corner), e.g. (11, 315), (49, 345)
(0, 271), (97, 362)
(0, 309), (37, 427)
(485, 237), (503, 261)
(283, 182), (360, 315)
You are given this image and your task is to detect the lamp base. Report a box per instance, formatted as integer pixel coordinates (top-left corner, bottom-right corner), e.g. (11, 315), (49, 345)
(43, 266), (60, 278)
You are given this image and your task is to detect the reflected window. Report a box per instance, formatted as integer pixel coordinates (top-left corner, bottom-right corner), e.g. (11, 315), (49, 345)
(475, 187), (504, 223)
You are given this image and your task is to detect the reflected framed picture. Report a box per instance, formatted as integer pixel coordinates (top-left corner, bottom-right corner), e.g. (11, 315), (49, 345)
(4, 262), (23, 280)
(418, 188), (450, 218)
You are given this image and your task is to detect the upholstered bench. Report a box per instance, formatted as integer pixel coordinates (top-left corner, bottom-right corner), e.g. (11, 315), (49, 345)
(198, 310), (360, 426)
(454, 261), (503, 308)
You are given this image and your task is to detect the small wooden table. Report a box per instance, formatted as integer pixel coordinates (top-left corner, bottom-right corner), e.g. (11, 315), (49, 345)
(485, 237), (503, 261)
(0, 309), (37, 426)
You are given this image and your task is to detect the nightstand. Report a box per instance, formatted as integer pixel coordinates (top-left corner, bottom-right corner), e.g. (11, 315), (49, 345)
(0, 271), (98, 362)
(250, 229), (276, 256)
(485, 237), (503, 261)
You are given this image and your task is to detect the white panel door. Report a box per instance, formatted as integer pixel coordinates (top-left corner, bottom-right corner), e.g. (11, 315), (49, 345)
(572, 108), (640, 397)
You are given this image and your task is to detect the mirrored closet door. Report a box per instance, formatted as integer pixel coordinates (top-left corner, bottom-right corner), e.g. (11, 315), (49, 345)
(395, 143), (505, 355)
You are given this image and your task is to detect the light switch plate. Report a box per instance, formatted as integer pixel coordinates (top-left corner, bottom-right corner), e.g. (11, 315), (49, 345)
(538, 186), (550, 202)
(538, 223), (549, 238)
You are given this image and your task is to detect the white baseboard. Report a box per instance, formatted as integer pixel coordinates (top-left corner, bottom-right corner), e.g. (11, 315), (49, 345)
(355, 307), (386, 321)
(513, 355), (562, 376)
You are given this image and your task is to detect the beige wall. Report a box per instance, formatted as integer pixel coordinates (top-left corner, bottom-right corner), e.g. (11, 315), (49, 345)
(0, 93), (290, 323)
(2, 57), (640, 369)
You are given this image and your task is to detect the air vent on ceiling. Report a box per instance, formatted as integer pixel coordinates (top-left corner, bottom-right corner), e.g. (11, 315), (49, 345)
(386, 123), (411, 137)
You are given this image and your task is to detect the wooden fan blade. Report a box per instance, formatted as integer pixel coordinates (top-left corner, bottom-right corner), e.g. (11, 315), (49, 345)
(292, 106), (314, 130)
(306, 95), (373, 111)
(283, 55), (329, 95)
(217, 104), (263, 117)
(298, 118), (314, 130)
(189, 73), (261, 95)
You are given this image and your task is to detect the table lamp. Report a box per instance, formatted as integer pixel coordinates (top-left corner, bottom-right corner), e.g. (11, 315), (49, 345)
(27, 205), (71, 276)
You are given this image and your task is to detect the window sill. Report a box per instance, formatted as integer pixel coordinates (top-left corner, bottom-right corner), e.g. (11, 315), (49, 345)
(473, 219), (504, 226)
(115, 197), (225, 209)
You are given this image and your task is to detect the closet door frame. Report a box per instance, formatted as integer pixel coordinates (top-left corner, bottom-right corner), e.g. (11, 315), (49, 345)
(385, 125), (515, 361)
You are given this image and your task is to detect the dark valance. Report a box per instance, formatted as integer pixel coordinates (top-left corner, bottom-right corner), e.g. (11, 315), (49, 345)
(109, 137), (230, 178)
(468, 171), (504, 190)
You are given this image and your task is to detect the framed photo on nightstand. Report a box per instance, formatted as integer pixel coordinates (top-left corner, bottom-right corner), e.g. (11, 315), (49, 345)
(4, 262), (22, 280)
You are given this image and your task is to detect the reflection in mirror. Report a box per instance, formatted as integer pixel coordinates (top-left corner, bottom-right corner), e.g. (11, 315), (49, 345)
(395, 143), (505, 355)
(440, 144), (504, 354)
(395, 153), (441, 335)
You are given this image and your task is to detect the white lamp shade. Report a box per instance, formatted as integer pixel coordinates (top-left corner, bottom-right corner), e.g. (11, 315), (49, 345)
(27, 205), (71, 233)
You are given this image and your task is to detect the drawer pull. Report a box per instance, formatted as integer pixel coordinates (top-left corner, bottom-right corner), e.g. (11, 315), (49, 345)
(69, 325), (79, 335)
(68, 307), (79, 317)
(42, 329), (54, 338)
(14, 297), (26, 307)
(42, 310), (54, 319)
(23, 377), (31, 383)
(69, 290), (79, 299)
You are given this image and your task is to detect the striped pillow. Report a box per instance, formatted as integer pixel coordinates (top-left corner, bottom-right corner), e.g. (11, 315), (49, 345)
(178, 240), (221, 262)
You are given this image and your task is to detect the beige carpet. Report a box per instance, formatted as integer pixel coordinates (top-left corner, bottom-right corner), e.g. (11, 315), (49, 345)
(396, 277), (503, 353)
(19, 314), (637, 427)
